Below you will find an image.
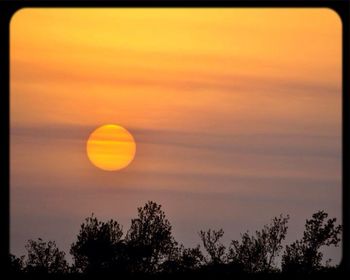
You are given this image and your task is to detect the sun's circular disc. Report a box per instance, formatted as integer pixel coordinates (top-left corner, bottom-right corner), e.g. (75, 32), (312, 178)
(86, 124), (136, 171)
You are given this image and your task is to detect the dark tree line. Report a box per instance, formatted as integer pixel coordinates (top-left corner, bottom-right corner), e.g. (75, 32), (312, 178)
(9, 201), (342, 277)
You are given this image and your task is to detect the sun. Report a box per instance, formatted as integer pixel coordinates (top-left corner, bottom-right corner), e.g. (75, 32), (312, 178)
(86, 124), (136, 171)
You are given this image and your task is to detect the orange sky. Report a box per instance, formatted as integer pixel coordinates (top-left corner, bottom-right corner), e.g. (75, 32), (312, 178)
(10, 8), (342, 264)
(11, 9), (341, 130)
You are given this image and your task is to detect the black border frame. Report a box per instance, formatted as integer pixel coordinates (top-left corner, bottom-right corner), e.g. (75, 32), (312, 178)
(1, 0), (349, 277)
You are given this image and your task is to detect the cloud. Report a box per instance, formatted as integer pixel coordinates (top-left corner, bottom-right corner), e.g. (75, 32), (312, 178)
(13, 54), (340, 97)
(11, 123), (341, 160)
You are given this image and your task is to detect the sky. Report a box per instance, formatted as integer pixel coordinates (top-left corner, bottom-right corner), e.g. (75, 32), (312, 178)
(10, 8), (342, 265)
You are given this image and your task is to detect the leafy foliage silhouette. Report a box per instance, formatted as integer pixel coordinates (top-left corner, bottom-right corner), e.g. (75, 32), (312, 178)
(281, 210), (342, 273)
(22, 238), (68, 274)
(9, 254), (24, 273)
(70, 213), (124, 273)
(9, 202), (342, 278)
(199, 228), (226, 265)
(228, 214), (289, 273)
(160, 244), (205, 274)
(125, 200), (178, 273)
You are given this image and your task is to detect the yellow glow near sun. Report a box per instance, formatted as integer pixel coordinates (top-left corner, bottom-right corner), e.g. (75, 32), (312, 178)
(86, 124), (136, 171)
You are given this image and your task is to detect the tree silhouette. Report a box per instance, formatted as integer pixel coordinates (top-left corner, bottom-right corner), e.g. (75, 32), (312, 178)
(24, 238), (68, 274)
(9, 204), (342, 277)
(9, 254), (24, 273)
(179, 245), (205, 271)
(161, 244), (204, 273)
(282, 210), (342, 273)
(228, 214), (289, 273)
(199, 228), (226, 265)
(125, 200), (177, 273)
(70, 213), (124, 273)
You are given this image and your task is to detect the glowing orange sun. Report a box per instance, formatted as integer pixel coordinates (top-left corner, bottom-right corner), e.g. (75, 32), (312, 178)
(86, 124), (136, 171)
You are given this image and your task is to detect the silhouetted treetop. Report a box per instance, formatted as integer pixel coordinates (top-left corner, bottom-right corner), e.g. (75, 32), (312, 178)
(70, 214), (124, 273)
(199, 228), (226, 265)
(180, 245), (205, 270)
(125, 201), (177, 273)
(228, 214), (289, 273)
(24, 238), (68, 274)
(9, 204), (342, 277)
(161, 244), (205, 273)
(282, 210), (342, 273)
(9, 254), (24, 273)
